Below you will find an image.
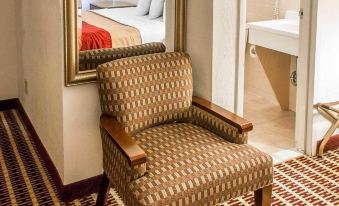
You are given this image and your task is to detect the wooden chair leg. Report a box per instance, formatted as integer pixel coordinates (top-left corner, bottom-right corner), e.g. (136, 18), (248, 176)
(318, 119), (339, 156)
(96, 172), (110, 206)
(254, 185), (272, 206)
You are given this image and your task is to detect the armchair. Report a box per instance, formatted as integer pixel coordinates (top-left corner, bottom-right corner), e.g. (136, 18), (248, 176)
(96, 52), (273, 206)
(79, 43), (166, 71)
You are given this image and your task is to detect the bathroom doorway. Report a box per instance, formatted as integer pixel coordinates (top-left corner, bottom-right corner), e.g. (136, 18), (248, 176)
(238, 0), (310, 163)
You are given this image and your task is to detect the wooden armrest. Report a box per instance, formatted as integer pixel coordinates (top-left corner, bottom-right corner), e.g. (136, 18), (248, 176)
(192, 96), (253, 134)
(100, 115), (147, 167)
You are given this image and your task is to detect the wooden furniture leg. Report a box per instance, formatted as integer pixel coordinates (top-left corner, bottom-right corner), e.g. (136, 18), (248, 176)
(316, 102), (339, 156)
(96, 173), (110, 206)
(254, 185), (272, 206)
(318, 119), (339, 156)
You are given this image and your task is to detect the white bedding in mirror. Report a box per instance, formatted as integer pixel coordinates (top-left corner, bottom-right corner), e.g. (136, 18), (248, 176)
(92, 7), (165, 44)
(136, 0), (152, 15)
(149, 0), (165, 19)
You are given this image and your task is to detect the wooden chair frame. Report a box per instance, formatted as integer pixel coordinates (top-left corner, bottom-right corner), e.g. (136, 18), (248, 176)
(315, 101), (339, 156)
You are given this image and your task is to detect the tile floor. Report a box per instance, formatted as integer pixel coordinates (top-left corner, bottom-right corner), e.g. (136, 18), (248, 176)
(244, 88), (302, 163)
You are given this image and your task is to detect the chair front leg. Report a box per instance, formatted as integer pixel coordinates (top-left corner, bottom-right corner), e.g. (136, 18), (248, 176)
(96, 172), (111, 206)
(254, 185), (272, 206)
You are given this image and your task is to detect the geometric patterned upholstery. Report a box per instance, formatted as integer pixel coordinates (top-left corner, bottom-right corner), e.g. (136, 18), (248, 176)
(124, 123), (273, 205)
(101, 114), (272, 205)
(97, 52), (193, 135)
(79, 42), (166, 71)
(100, 128), (147, 200)
(101, 105), (255, 204)
(190, 106), (248, 144)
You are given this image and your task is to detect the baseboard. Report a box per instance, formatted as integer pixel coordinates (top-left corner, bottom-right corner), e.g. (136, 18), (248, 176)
(61, 174), (103, 201)
(0, 98), (102, 202)
(0, 98), (19, 111)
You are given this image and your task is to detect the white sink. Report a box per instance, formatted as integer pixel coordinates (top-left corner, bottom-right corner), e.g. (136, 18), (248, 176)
(247, 12), (299, 56)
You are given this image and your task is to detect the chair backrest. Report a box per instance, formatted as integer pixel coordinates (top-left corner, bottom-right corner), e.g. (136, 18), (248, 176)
(97, 52), (193, 134)
(79, 43), (166, 71)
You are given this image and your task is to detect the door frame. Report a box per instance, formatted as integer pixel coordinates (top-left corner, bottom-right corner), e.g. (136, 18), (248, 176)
(295, 0), (318, 156)
(236, 0), (318, 155)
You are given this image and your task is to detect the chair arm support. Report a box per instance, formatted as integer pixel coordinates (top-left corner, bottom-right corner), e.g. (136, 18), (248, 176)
(100, 115), (147, 167)
(192, 96), (253, 134)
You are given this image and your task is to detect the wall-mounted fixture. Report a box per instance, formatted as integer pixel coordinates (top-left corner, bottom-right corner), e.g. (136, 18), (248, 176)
(290, 70), (297, 86)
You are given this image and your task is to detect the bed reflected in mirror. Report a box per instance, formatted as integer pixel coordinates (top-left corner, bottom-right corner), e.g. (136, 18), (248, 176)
(78, 0), (166, 71)
(64, 0), (187, 86)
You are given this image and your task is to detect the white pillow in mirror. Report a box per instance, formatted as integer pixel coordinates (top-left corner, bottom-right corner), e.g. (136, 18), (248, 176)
(149, 0), (165, 19)
(136, 0), (152, 16)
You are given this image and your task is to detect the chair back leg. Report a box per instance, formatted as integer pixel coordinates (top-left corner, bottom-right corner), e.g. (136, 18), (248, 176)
(96, 172), (111, 206)
(254, 184), (272, 206)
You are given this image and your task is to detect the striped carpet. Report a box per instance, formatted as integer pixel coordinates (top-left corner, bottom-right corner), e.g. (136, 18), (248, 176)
(0, 109), (338, 206)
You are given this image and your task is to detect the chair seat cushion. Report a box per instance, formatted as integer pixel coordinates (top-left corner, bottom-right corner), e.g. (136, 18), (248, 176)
(128, 123), (273, 205)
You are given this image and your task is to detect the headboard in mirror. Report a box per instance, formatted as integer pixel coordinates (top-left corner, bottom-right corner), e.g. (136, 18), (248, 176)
(64, 0), (187, 86)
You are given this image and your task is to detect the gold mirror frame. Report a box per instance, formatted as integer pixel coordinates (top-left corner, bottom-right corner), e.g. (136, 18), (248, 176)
(64, 0), (187, 86)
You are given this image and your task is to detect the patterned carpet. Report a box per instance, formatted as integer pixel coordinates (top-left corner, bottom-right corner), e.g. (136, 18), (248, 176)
(0, 109), (338, 206)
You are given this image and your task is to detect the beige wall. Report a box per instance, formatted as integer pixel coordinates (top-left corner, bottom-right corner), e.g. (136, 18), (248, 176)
(245, 0), (278, 102)
(62, 85), (102, 184)
(17, 0), (65, 180)
(187, 0), (213, 100)
(212, 0), (240, 111)
(16, 0), (123, 184)
(279, 0), (300, 18)
(187, 0), (240, 113)
(247, 0), (277, 22)
(0, 1), (19, 100)
(165, 0), (175, 52)
(247, 0), (300, 22)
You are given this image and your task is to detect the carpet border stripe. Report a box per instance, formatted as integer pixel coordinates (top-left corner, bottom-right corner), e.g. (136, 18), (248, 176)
(0, 98), (103, 202)
(0, 112), (38, 204)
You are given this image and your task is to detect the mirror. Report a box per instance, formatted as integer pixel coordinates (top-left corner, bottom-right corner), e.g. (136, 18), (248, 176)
(64, 0), (187, 86)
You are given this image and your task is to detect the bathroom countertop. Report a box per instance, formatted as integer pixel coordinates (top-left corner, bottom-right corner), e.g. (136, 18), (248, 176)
(247, 19), (299, 39)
